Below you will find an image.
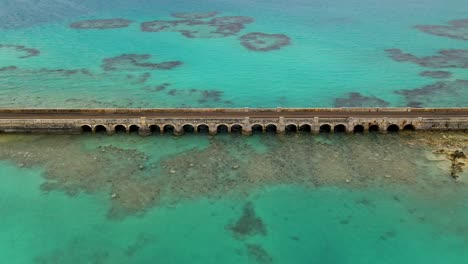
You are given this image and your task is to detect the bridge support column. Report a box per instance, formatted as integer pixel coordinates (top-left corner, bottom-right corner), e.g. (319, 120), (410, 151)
(209, 125), (217, 136)
(243, 117), (251, 135)
(174, 126), (183, 136)
(277, 117), (285, 135)
(139, 126), (151, 136)
(312, 117), (320, 134)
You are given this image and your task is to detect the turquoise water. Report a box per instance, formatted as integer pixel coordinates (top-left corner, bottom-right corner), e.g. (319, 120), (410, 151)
(0, 133), (467, 263)
(1, 1), (468, 263)
(1, 0), (468, 107)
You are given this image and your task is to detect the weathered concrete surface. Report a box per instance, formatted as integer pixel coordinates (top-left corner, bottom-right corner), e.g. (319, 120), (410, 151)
(0, 108), (466, 135)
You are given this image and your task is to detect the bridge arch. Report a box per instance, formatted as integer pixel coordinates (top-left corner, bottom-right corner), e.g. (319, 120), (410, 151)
(334, 124), (347, 133)
(217, 124), (229, 134)
(114, 125), (127, 134)
(231, 124), (243, 134)
(353, 125), (364, 133)
(129, 125), (140, 134)
(299, 124), (311, 133)
(319, 124), (331, 133)
(81, 125), (92, 133)
(163, 124), (175, 134)
(387, 124), (400, 133)
(251, 124), (263, 134)
(369, 124), (380, 132)
(94, 125), (107, 134)
(183, 124), (195, 133)
(197, 124), (210, 134)
(265, 124), (277, 133)
(403, 124), (415, 131)
(149, 125), (160, 134)
(285, 124), (298, 133)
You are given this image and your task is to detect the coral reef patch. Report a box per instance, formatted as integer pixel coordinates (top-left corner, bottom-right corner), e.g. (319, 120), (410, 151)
(70, 18), (133, 29)
(395, 80), (468, 107)
(141, 15), (254, 38)
(226, 202), (267, 239)
(239, 32), (291, 51)
(101, 54), (182, 71)
(415, 19), (468, 41)
(0, 44), (40, 58)
(246, 244), (273, 264)
(171, 11), (219, 20)
(0, 131), (466, 219)
(385, 49), (468, 68)
(419, 71), (452, 79)
(334, 92), (390, 107)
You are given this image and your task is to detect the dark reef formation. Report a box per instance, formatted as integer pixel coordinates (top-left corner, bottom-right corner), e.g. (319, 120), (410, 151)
(239, 32), (291, 51)
(171, 11), (219, 19)
(70, 18), (133, 29)
(246, 244), (273, 264)
(141, 15), (254, 38)
(101, 54), (182, 71)
(385, 48), (468, 68)
(415, 19), (468, 41)
(419, 71), (452, 79)
(334, 92), (390, 107)
(226, 202), (267, 239)
(0, 66), (18, 71)
(143, 84), (227, 105)
(395, 80), (468, 107)
(0, 44), (40, 58)
(0, 130), (466, 220)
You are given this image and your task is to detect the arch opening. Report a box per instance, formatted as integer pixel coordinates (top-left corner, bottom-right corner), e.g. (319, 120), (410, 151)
(265, 124), (277, 133)
(231, 125), (242, 134)
(251, 124), (263, 134)
(403, 124), (415, 131)
(183, 124), (195, 133)
(81, 125), (92, 133)
(114, 125), (126, 134)
(163, 125), (175, 134)
(299, 124), (311, 133)
(369, 124), (380, 133)
(129, 125), (140, 134)
(197, 124), (209, 134)
(231, 124), (243, 134)
(334, 124), (347, 133)
(319, 124), (331, 133)
(353, 125), (364, 133)
(149, 125), (160, 134)
(387, 124), (400, 133)
(95, 125), (107, 134)
(285, 124), (297, 134)
(217, 124), (229, 134)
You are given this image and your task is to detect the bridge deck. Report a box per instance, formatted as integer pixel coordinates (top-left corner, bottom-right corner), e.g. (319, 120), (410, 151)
(0, 108), (467, 119)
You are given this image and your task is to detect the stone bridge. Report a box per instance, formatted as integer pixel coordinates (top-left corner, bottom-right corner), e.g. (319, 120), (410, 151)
(0, 107), (467, 135)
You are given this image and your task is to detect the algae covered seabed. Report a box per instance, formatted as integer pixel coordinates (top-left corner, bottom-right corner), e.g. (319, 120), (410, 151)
(0, 132), (467, 263)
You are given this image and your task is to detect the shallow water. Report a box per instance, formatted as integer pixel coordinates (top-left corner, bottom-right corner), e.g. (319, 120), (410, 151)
(1, 0), (468, 107)
(1, 0), (468, 263)
(0, 132), (467, 263)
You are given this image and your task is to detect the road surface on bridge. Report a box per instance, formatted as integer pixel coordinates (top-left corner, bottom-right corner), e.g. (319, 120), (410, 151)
(0, 108), (467, 119)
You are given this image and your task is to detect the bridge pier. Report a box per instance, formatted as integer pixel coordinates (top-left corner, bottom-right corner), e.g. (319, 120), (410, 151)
(174, 127), (183, 136)
(139, 126), (151, 136)
(242, 128), (252, 136)
(209, 125), (217, 136)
